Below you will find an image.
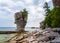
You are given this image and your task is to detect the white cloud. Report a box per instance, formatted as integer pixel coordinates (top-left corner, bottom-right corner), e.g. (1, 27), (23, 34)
(27, 5), (36, 14)
(0, 0), (16, 7)
(24, 0), (33, 4)
(38, 0), (46, 6)
(15, 1), (25, 7)
(0, 0), (47, 27)
(46, 0), (51, 2)
(25, 5), (45, 27)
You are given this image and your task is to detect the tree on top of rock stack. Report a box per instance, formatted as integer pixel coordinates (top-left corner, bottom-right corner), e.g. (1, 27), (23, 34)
(15, 8), (28, 31)
(22, 8), (28, 24)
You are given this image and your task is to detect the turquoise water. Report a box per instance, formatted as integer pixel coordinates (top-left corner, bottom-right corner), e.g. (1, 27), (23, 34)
(0, 34), (11, 43)
(0, 27), (16, 43)
(0, 27), (39, 31)
(0, 27), (16, 31)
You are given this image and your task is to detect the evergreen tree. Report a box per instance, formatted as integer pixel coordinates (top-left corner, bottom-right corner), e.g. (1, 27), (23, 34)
(43, 2), (50, 16)
(45, 7), (60, 28)
(40, 2), (50, 29)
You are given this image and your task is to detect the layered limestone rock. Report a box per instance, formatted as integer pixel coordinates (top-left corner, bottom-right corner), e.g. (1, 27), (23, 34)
(15, 11), (27, 31)
(7, 29), (60, 43)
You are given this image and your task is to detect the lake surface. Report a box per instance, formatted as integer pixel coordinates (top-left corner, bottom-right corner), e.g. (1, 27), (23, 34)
(0, 27), (15, 43)
(0, 34), (11, 43)
(0, 27), (16, 31)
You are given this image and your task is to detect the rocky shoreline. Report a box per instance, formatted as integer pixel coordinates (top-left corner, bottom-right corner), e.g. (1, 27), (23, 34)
(6, 28), (60, 43)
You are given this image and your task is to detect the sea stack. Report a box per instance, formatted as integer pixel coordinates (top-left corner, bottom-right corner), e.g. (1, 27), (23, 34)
(14, 10), (28, 31)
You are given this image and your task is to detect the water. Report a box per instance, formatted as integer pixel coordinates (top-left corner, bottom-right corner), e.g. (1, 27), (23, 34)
(0, 27), (16, 43)
(0, 27), (40, 31)
(0, 27), (40, 43)
(0, 27), (16, 31)
(0, 34), (11, 43)
(25, 27), (40, 31)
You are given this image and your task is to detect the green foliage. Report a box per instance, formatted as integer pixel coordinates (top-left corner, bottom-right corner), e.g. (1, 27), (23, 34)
(45, 11), (52, 27)
(22, 8), (28, 18)
(22, 8), (28, 25)
(43, 2), (50, 16)
(40, 2), (50, 29)
(45, 7), (60, 28)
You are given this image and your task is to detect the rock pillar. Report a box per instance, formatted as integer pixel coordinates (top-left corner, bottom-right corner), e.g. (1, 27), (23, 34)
(14, 11), (27, 31)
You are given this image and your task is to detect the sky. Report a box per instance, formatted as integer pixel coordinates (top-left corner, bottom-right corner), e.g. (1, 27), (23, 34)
(0, 0), (53, 27)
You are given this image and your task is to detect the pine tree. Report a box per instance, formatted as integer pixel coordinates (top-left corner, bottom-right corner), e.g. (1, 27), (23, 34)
(43, 2), (50, 16)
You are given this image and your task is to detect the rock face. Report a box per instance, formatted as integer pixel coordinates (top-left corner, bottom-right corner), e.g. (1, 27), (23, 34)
(7, 29), (60, 43)
(15, 11), (27, 31)
(50, 37), (60, 43)
(53, 0), (60, 7)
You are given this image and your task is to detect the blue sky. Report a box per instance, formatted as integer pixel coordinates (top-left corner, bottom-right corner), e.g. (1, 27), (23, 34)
(0, 0), (53, 27)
